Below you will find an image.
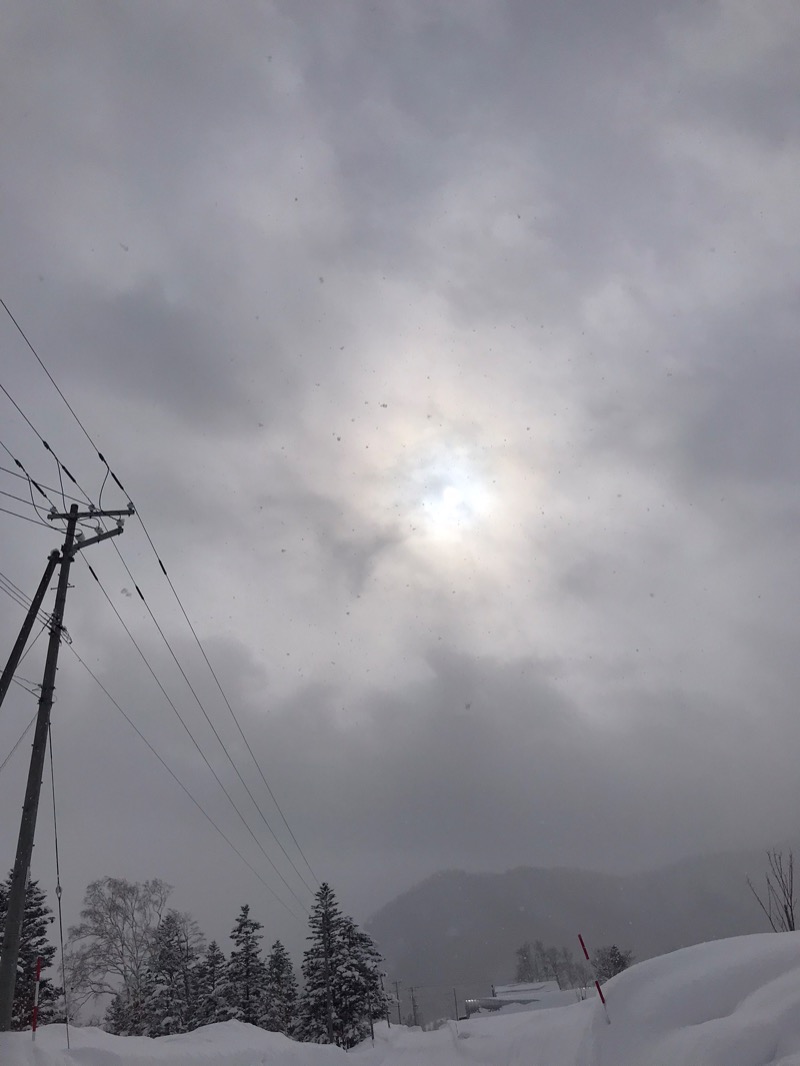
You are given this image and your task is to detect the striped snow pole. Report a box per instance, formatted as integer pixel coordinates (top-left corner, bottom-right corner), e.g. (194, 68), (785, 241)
(31, 956), (42, 1040)
(578, 934), (611, 1024)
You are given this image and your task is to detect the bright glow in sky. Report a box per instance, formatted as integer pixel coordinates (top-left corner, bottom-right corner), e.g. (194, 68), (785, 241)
(407, 446), (493, 540)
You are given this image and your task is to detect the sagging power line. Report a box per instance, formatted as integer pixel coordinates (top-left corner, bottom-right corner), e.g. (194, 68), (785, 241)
(1, 297), (319, 890)
(64, 641), (305, 922)
(1, 432), (315, 919)
(81, 557), (310, 914)
(0, 545), (305, 921)
(106, 538), (317, 899)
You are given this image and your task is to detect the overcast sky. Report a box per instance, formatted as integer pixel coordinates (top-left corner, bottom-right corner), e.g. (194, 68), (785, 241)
(1, 0), (799, 962)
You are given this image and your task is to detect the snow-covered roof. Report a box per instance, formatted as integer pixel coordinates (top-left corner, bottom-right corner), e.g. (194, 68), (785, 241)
(494, 980), (561, 998)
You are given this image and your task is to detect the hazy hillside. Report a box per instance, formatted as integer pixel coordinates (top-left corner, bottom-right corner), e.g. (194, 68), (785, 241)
(367, 848), (782, 992)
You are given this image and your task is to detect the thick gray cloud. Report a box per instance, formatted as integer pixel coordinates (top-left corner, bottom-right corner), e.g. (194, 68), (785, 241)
(1, 0), (799, 970)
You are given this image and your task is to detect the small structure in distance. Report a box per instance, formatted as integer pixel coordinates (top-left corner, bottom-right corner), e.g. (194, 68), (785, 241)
(465, 979), (586, 1018)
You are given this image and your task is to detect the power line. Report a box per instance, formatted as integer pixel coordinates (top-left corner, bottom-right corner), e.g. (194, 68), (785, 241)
(0, 464), (84, 506)
(0, 385), (70, 510)
(0, 504), (56, 531)
(108, 537), (316, 898)
(0, 584), (51, 700)
(64, 642), (304, 921)
(0, 314), (105, 512)
(0, 441), (53, 526)
(0, 579), (55, 702)
(0, 568), (44, 602)
(0, 488), (308, 955)
(0, 713), (37, 776)
(0, 570), (52, 627)
(0, 382), (48, 451)
(0, 439), (75, 527)
(0, 458), (50, 523)
(0, 407), (312, 915)
(83, 559), (309, 912)
(18, 622), (48, 660)
(10, 677), (40, 698)
(17, 621), (49, 665)
(0, 575), (39, 616)
(118, 516), (318, 890)
(142, 530), (319, 887)
(0, 391), (93, 512)
(97, 535), (318, 898)
(1, 299), (97, 457)
(0, 548), (303, 918)
(1, 298), (319, 889)
(0, 488), (43, 510)
(12, 673), (39, 690)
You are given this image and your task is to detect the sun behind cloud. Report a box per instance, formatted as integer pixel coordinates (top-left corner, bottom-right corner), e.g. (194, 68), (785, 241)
(407, 443), (493, 541)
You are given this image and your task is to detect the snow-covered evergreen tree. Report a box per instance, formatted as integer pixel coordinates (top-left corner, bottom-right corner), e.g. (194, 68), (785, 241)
(103, 983), (151, 1035)
(104, 990), (131, 1035)
(357, 925), (388, 1022)
(0, 871), (62, 1030)
(336, 916), (388, 1048)
(261, 939), (297, 1035)
(104, 909), (203, 1035)
(296, 882), (386, 1049)
(139, 911), (202, 1035)
(296, 883), (342, 1044)
(592, 944), (634, 983)
(191, 940), (234, 1027)
(226, 905), (267, 1025)
(514, 941), (535, 982)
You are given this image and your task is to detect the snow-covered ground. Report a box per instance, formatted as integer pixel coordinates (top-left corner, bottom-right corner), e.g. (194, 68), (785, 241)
(5, 933), (800, 1066)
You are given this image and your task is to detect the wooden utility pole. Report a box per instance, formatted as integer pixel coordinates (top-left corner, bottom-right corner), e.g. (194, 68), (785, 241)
(0, 551), (58, 712)
(366, 984), (374, 1043)
(0, 503), (131, 1030)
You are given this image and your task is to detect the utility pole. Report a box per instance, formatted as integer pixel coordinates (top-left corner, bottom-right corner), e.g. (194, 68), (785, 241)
(0, 503), (131, 1030)
(394, 980), (402, 1025)
(409, 985), (419, 1028)
(0, 551), (59, 712)
(379, 972), (390, 1027)
(366, 983), (374, 1043)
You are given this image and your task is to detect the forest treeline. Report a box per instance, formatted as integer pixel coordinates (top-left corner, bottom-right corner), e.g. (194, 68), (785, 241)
(514, 938), (633, 988)
(0, 873), (387, 1050)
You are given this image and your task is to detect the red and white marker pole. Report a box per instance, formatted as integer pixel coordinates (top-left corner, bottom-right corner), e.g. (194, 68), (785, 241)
(578, 934), (611, 1025)
(31, 955), (42, 1040)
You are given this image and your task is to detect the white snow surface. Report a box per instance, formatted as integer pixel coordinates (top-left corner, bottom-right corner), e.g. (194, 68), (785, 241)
(6, 933), (800, 1066)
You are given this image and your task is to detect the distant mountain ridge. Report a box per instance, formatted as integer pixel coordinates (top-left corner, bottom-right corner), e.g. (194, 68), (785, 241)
(366, 848), (785, 992)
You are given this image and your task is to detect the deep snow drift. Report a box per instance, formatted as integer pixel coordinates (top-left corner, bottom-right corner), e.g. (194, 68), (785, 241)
(5, 933), (800, 1066)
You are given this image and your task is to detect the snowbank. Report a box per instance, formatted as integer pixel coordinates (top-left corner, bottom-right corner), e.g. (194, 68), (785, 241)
(5, 933), (800, 1066)
(0, 1020), (348, 1066)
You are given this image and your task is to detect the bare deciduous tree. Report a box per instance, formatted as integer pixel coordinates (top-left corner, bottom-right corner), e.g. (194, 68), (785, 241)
(63, 877), (172, 1009)
(512, 940), (591, 991)
(747, 849), (796, 932)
